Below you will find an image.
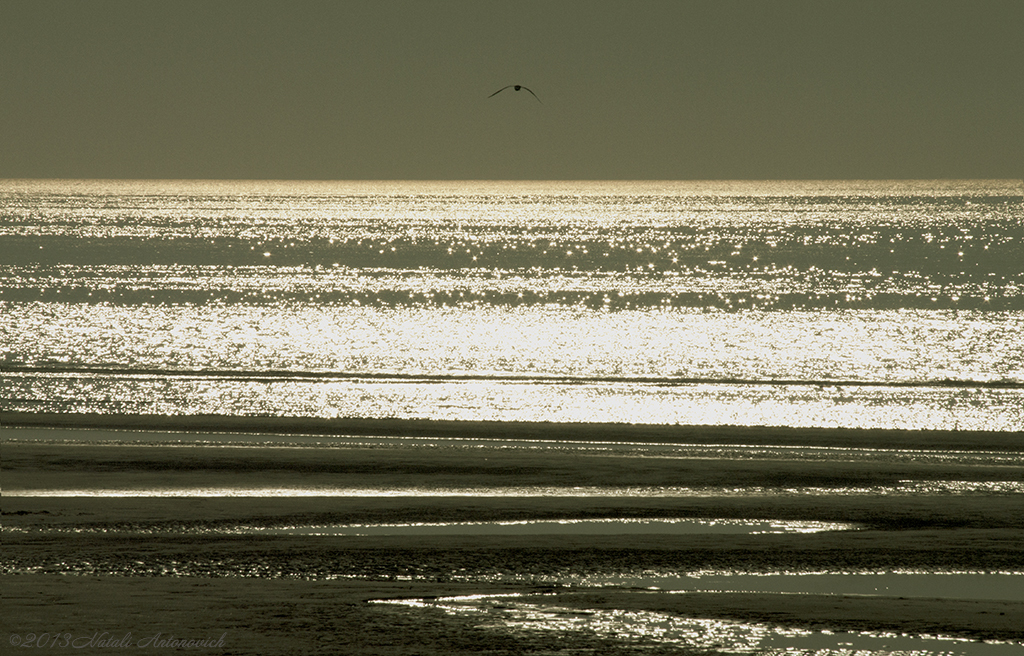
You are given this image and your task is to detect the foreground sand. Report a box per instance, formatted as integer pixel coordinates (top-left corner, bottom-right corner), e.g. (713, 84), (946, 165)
(5, 575), (1022, 655)
(3, 414), (1023, 654)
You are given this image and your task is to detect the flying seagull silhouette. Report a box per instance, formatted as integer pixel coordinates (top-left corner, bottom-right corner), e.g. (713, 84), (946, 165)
(488, 84), (542, 103)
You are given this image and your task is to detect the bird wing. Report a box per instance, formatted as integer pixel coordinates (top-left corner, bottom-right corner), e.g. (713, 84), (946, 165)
(488, 85), (515, 98)
(521, 86), (542, 103)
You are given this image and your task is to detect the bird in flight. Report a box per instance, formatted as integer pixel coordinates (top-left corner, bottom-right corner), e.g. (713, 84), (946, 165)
(488, 84), (542, 103)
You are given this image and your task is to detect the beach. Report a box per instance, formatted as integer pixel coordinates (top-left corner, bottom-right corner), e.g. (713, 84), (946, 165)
(3, 414), (1022, 654)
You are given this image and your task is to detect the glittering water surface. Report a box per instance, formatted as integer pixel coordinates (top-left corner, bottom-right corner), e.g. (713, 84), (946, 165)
(8, 428), (1024, 465)
(2, 179), (1022, 429)
(1, 518), (857, 536)
(378, 592), (1023, 656)
(576, 571), (1024, 602)
(4, 181), (1022, 656)
(5, 481), (1023, 498)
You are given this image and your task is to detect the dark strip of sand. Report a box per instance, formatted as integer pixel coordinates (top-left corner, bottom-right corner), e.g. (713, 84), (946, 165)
(5, 411), (1022, 450)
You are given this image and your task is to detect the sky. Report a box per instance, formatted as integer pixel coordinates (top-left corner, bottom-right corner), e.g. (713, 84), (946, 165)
(2, 0), (1022, 180)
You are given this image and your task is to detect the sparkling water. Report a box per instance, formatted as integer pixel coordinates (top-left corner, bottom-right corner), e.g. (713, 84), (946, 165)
(2, 179), (1022, 430)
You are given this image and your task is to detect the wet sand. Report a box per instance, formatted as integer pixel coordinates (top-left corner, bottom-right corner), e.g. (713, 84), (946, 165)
(5, 411), (1022, 450)
(2, 413), (1023, 653)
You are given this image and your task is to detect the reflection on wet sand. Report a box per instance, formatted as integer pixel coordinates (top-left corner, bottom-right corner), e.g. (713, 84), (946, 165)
(377, 593), (1023, 656)
(576, 571), (1024, 602)
(4, 517), (858, 536)
(5, 481), (1022, 497)
(250, 518), (855, 536)
(3, 421), (1022, 655)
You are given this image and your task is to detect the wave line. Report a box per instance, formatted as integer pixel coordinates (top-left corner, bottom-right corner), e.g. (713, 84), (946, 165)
(2, 364), (1021, 390)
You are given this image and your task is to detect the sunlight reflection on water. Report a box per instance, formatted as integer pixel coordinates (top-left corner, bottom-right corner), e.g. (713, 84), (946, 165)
(376, 593), (1023, 656)
(4, 481), (1021, 497)
(250, 518), (853, 536)
(3, 518), (857, 537)
(575, 571), (1024, 602)
(4, 373), (1023, 431)
(4, 180), (1023, 432)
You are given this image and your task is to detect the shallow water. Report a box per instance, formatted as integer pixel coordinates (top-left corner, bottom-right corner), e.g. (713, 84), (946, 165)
(6, 480), (1022, 498)
(240, 518), (854, 536)
(5, 372), (1023, 430)
(577, 571), (1024, 602)
(8, 427), (1024, 466)
(379, 593), (1023, 656)
(2, 518), (856, 537)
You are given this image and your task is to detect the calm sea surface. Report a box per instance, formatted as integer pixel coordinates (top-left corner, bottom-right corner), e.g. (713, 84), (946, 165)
(2, 179), (1022, 430)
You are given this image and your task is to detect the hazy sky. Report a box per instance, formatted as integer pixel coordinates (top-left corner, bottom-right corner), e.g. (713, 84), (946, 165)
(2, 0), (1021, 180)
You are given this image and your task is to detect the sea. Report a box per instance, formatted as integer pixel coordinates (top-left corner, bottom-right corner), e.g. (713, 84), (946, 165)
(1, 178), (1022, 431)
(3, 178), (1024, 656)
